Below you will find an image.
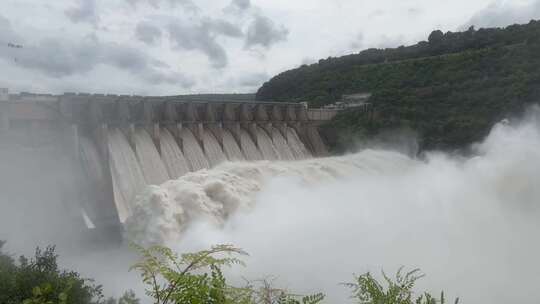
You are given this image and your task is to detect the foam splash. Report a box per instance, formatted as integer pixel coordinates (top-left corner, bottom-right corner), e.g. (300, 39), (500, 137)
(124, 112), (540, 304)
(124, 150), (415, 246)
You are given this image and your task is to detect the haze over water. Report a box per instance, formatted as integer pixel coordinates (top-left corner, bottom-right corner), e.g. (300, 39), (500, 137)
(123, 110), (540, 303)
(2, 111), (540, 303)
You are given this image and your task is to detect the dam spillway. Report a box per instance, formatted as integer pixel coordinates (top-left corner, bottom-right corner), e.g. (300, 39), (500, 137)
(0, 92), (337, 233)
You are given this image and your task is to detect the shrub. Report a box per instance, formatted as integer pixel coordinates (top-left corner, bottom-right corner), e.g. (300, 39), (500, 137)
(0, 241), (104, 304)
(129, 243), (325, 304)
(344, 267), (459, 304)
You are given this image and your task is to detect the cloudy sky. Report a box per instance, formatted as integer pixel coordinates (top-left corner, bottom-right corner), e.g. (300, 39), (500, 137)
(1, 0), (540, 95)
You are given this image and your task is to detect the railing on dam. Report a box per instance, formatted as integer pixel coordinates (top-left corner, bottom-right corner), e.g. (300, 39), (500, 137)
(0, 93), (338, 124)
(307, 109), (340, 121)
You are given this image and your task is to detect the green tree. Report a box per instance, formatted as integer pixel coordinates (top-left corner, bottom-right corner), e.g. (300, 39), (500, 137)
(257, 20), (540, 152)
(130, 243), (248, 304)
(428, 30), (444, 44)
(130, 244), (325, 304)
(344, 267), (458, 304)
(0, 241), (104, 304)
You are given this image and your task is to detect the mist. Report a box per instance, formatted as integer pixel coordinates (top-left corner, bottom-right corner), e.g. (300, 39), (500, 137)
(0, 130), (144, 300)
(127, 109), (540, 303)
(2, 110), (540, 303)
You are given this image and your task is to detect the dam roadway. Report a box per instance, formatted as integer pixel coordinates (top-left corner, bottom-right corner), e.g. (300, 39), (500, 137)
(0, 92), (339, 236)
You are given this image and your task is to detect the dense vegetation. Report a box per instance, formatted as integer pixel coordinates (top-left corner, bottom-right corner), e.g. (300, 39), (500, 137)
(0, 241), (103, 304)
(256, 20), (540, 151)
(1, 240), (456, 304)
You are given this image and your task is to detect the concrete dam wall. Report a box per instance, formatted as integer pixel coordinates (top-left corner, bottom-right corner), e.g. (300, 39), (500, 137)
(0, 93), (336, 233)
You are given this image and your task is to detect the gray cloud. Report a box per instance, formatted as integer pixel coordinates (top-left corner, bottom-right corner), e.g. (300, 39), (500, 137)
(245, 15), (288, 48)
(350, 32), (365, 50)
(127, 0), (199, 13)
(167, 18), (243, 69)
(301, 57), (316, 65)
(407, 7), (422, 16)
(208, 19), (243, 37)
(135, 22), (162, 45)
(369, 9), (385, 18)
(0, 16), (192, 88)
(237, 72), (268, 87)
(465, 0), (540, 29)
(65, 0), (100, 25)
(0, 15), (21, 44)
(223, 0), (251, 15)
(232, 0), (251, 10)
(146, 70), (194, 86)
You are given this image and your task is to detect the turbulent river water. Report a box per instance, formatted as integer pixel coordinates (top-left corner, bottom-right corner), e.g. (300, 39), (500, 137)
(2, 113), (540, 303)
(121, 112), (540, 304)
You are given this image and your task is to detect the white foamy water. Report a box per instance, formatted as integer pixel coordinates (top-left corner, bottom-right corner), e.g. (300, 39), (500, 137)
(124, 112), (540, 304)
(239, 128), (263, 161)
(286, 127), (312, 159)
(107, 128), (146, 222)
(180, 127), (210, 171)
(133, 129), (170, 185)
(160, 128), (190, 179)
(124, 150), (413, 246)
(255, 126), (279, 160)
(222, 129), (245, 161)
(271, 127), (295, 160)
(203, 129), (228, 167)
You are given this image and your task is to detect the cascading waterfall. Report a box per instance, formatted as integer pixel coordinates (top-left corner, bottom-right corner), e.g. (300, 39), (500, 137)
(79, 136), (106, 224)
(202, 130), (228, 167)
(222, 129), (245, 161)
(160, 128), (190, 179)
(134, 129), (170, 185)
(270, 127), (295, 160)
(180, 128), (210, 171)
(107, 128), (146, 223)
(287, 127), (312, 159)
(124, 150), (414, 246)
(306, 126), (328, 155)
(239, 128), (263, 161)
(255, 126), (279, 160)
(79, 136), (105, 183)
(123, 117), (540, 304)
(91, 123), (315, 224)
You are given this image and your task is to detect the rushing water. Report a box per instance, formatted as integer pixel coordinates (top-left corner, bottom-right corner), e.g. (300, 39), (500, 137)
(123, 114), (540, 304)
(180, 128), (210, 171)
(6, 110), (540, 304)
(79, 136), (105, 183)
(222, 129), (245, 161)
(255, 126), (279, 160)
(270, 127), (295, 160)
(160, 128), (190, 179)
(124, 150), (410, 245)
(107, 128), (146, 222)
(133, 129), (170, 185)
(90, 125), (314, 225)
(286, 127), (312, 159)
(203, 130), (228, 167)
(239, 128), (263, 161)
(306, 126), (328, 155)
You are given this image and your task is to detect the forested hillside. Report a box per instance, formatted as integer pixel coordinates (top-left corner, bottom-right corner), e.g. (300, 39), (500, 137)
(256, 20), (540, 152)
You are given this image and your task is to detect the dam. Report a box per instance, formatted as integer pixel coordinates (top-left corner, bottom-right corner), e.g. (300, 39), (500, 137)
(0, 91), (337, 236)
